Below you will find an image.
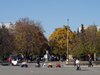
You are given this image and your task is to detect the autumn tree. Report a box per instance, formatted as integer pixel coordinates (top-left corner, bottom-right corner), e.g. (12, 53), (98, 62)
(49, 25), (75, 56)
(14, 18), (47, 58)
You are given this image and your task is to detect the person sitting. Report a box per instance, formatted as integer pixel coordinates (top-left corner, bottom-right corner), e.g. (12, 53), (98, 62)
(56, 62), (61, 68)
(21, 60), (28, 68)
(8, 56), (12, 65)
(11, 59), (18, 66)
(48, 62), (53, 68)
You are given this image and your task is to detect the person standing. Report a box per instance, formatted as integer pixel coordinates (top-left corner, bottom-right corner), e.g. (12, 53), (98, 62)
(75, 59), (81, 70)
(88, 54), (93, 67)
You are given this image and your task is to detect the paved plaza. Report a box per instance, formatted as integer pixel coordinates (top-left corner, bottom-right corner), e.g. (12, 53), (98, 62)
(0, 63), (100, 75)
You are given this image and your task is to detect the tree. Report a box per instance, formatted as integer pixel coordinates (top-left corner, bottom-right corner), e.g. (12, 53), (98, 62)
(14, 18), (47, 58)
(96, 30), (100, 56)
(72, 25), (100, 60)
(49, 25), (75, 56)
(85, 25), (97, 54)
(0, 24), (14, 60)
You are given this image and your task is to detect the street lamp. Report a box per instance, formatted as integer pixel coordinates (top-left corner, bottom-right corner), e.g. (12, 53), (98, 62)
(66, 19), (69, 65)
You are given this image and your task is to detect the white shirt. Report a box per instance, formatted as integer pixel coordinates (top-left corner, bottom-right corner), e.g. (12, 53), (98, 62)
(22, 61), (27, 65)
(11, 60), (18, 65)
(44, 54), (48, 59)
(76, 59), (80, 64)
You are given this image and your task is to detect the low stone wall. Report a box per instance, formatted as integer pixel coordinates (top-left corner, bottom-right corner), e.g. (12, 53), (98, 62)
(93, 61), (100, 65)
(0, 60), (9, 66)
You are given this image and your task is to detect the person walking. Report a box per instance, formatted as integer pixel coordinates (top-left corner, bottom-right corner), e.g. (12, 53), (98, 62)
(75, 59), (81, 70)
(42, 57), (46, 67)
(88, 57), (93, 67)
(73, 58), (76, 66)
(42, 54), (48, 67)
(35, 57), (41, 67)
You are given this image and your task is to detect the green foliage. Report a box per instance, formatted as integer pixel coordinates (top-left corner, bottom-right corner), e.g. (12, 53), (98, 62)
(72, 25), (100, 58)
(0, 18), (100, 61)
(49, 24), (100, 59)
(0, 24), (14, 60)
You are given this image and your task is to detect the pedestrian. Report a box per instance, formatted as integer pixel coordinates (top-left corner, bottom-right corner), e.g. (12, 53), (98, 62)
(88, 57), (93, 67)
(35, 57), (40, 67)
(48, 62), (53, 68)
(75, 58), (81, 70)
(74, 58), (76, 66)
(42, 54), (48, 67)
(42, 57), (46, 67)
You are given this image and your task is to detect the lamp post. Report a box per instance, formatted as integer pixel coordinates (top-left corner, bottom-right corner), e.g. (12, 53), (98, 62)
(66, 19), (69, 65)
(67, 27), (69, 60)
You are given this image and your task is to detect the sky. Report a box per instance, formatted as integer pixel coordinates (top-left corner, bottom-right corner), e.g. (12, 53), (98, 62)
(0, 0), (100, 38)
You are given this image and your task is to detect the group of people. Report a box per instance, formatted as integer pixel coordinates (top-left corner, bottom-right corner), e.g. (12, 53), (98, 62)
(7, 54), (94, 69)
(35, 56), (53, 68)
(73, 55), (93, 70)
(35, 56), (61, 68)
(8, 56), (28, 68)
